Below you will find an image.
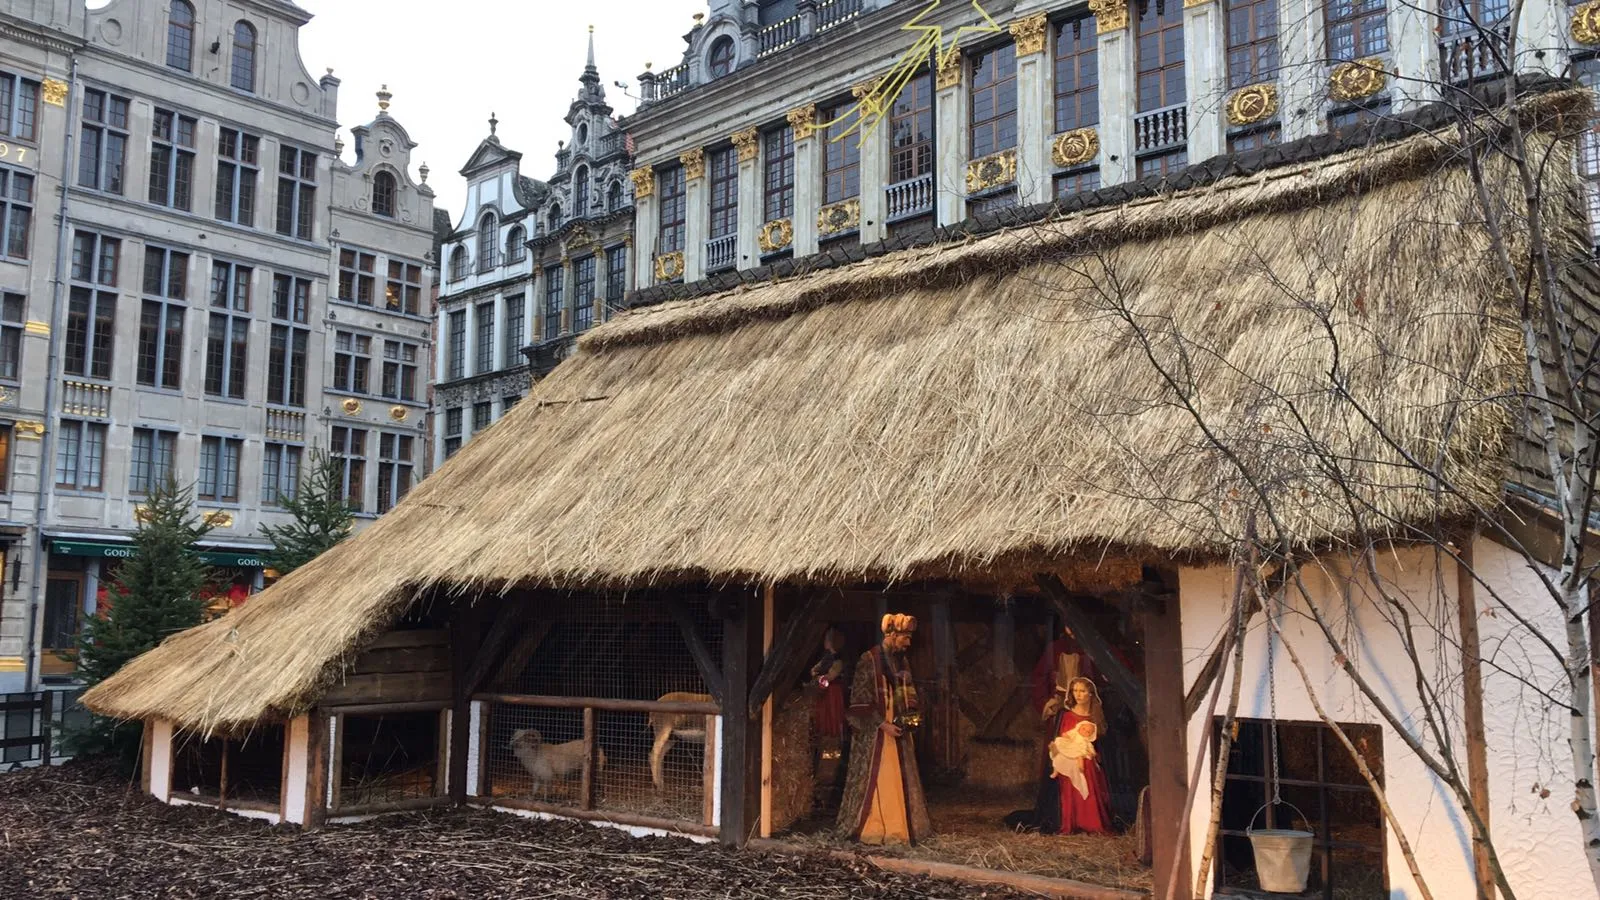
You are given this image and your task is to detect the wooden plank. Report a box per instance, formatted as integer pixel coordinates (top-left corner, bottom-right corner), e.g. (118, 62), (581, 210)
(449, 604), (482, 806)
(322, 700), (451, 717)
(1142, 579), (1189, 900)
(976, 684), (1031, 742)
(365, 629), (449, 650)
(475, 693), (719, 715)
(668, 597), (727, 705)
(140, 722), (155, 794)
(1456, 539), (1494, 900)
(329, 714), (345, 814)
(747, 589), (828, 718)
(333, 796), (451, 816)
(702, 714), (718, 827)
(719, 594), (763, 848)
(488, 619), (554, 691)
(580, 707), (596, 811)
(322, 671), (451, 706)
(304, 711), (329, 830)
(480, 796), (719, 837)
(760, 586), (775, 839)
(1035, 574), (1147, 724)
(350, 646), (450, 675)
(218, 738), (230, 811)
(461, 601), (540, 700)
(279, 721), (293, 821)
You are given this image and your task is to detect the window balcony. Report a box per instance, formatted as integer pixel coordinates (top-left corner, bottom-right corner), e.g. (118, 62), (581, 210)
(266, 408), (305, 442)
(1134, 104), (1188, 155)
(61, 379), (110, 418)
(758, 15), (803, 58)
(1439, 24), (1511, 84)
(705, 234), (738, 273)
(817, 0), (864, 32)
(886, 173), (934, 222)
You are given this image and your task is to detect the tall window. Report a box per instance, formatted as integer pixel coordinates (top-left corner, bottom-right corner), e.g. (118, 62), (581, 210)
(330, 426), (367, 510)
(1226, 0), (1279, 87)
(385, 260), (422, 315)
(657, 166), (686, 255)
(0, 425), (9, 493)
(333, 331), (372, 394)
(444, 407), (463, 458)
(1055, 16), (1099, 133)
(475, 301), (495, 373)
(822, 101), (861, 204)
(55, 420), (105, 490)
(377, 432), (414, 513)
(262, 443), (303, 505)
(606, 247), (627, 306)
(149, 108), (197, 210)
(763, 127), (794, 222)
(0, 168), (34, 259)
(382, 340), (419, 402)
(477, 213), (499, 271)
(231, 21), (257, 93)
(205, 261), (251, 399)
(166, 1), (195, 72)
(198, 435), (242, 502)
(1325, 0), (1388, 60)
(970, 43), (1019, 159)
(543, 265), (563, 340)
(129, 428), (176, 495)
(472, 401), (492, 433)
(276, 145), (316, 240)
(890, 73), (934, 184)
(268, 275), (310, 407)
(709, 147), (738, 239)
(0, 292), (20, 381)
(138, 247), (187, 389)
(338, 249), (376, 305)
(574, 256), (596, 333)
(574, 166), (590, 216)
(504, 294), (525, 361)
(608, 181), (624, 211)
(1440, 0), (1509, 36)
(449, 246), (468, 282)
(79, 89), (129, 193)
(372, 170), (397, 217)
(66, 232), (119, 380)
(1136, 0), (1186, 111)
(447, 309), (466, 379)
(506, 226), (527, 264)
(216, 128), (259, 226)
(0, 72), (41, 142)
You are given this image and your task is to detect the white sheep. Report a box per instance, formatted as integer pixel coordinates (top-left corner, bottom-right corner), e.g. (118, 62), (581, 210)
(509, 728), (604, 798)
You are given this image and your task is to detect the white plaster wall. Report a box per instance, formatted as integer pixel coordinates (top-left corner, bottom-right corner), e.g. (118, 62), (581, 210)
(1179, 541), (1599, 900)
(148, 719), (173, 803)
(283, 716), (310, 826)
(467, 701), (484, 798)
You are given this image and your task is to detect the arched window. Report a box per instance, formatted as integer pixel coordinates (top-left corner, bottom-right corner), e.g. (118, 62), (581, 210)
(449, 246), (468, 281)
(166, 1), (195, 72)
(608, 181), (624, 211)
(372, 171), (397, 218)
(548, 204), (562, 233)
(708, 37), (735, 79)
(231, 21), (257, 92)
(574, 166), (590, 216)
(477, 213), (498, 271)
(506, 225), (527, 263)
(577, 123), (589, 145)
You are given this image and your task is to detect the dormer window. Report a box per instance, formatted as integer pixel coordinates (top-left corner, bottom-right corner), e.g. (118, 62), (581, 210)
(709, 37), (736, 79)
(548, 204), (562, 233)
(506, 225), (527, 264)
(372, 171), (397, 218)
(608, 181), (624, 211)
(477, 213), (498, 272)
(574, 166), (590, 216)
(577, 123), (588, 145)
(167, 1), (195, 73)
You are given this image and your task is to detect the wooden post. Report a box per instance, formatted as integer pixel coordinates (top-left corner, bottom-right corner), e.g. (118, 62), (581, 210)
(760, 586), (775, 838)
(1142, 586), (1190, 900)
(329, 713), (345, 814)
(218, 738), (230, 810)
(580, 706), (596, 811)
(140, 720), (155, 793)
(449, 600), (485, 806)
(719, 591), (764, 847)
(304, 711), (329, 830)
(702, 714), (718, 827)
(1456, 539), (1494, 900)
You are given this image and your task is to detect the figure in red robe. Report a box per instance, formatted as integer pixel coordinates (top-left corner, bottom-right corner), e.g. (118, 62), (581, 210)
(1046, 677), (1112, 834)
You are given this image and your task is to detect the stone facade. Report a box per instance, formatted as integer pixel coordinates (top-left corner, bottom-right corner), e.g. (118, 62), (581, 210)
(0, 0), (435, 691)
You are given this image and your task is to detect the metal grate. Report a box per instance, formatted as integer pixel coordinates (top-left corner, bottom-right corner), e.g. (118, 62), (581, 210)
(335, 710), (443, 811)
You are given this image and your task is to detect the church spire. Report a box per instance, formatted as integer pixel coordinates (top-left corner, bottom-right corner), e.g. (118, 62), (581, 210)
(577, 25), (607, 106)
(586, 25), (597, 74)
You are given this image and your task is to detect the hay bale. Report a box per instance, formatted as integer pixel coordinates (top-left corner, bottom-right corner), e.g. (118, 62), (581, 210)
(769, 692), (815, 832)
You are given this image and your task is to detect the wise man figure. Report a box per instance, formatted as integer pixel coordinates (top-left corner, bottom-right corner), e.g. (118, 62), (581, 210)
(835, 613), (933, 846)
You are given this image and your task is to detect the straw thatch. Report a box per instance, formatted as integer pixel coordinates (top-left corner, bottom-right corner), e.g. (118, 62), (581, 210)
(83, 96), (1591, 732)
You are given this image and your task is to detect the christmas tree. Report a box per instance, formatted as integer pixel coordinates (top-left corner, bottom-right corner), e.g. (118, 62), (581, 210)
(260, 448), (353, 576)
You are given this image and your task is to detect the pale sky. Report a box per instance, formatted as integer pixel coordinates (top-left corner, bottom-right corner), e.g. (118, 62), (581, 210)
(294, 0), (709, 228)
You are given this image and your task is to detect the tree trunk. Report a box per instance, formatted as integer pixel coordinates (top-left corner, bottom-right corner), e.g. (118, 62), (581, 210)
(1564, 577), (1600, 889)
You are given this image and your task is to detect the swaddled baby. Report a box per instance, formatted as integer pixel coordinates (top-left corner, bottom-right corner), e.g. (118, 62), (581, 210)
(1049, 719), (1098, 799)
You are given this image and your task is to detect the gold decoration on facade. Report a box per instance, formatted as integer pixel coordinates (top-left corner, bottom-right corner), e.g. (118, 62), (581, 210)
(759, 218), (794, 253)
(1329, 57), (1386, 102)
(41, 78), (67, 107)
(936, 50), (963, 89)
(389, 405), (408, 422)
(1009, 13), (1048, 55)
(1225, 83), (1279, 126)
(1574, 0), (1600, 45)
(1182, 0), (1213, 7)
(203, 510), (235, 528)
(1087, 0), (1129, 33)
(965, 148), (1018, 194)
(24, 320), (48, 335)
(1052, 128), (1100, 168)
(341, 397), (362, 415)
(679, 147), (706, 180)
(787, 104), (818, 140)
(817, 199), (861, 237)
(731, 128), (760, 163)
(629, 166), (655, 199)
(654, 251), (685, 282)
(0, 386), (10, 405)
(13, 420), (43, 439)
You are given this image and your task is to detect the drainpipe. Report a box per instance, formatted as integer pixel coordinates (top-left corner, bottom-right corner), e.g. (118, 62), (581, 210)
(23, 56), (79, 693)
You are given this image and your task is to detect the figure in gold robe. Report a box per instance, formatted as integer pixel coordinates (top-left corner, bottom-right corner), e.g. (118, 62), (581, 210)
(835, 614), (933, 845)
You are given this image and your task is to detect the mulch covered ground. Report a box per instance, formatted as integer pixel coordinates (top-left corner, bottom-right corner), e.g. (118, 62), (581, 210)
(0, 761), (1033, 899)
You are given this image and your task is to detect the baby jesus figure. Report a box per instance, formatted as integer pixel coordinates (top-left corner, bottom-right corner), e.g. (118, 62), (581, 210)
(1049, 718), (1099, 799)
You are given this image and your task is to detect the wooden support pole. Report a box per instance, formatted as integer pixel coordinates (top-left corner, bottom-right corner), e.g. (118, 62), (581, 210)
(1142, 577), (1189, 900)
(1455, 538), (1494, 900)
(304, 711), (329, 830)
(218, 738), (230, 810)
(449, 602), (484, 806)
(460, 599), (535, 699)
(747, 588), (829, 719)
(719, 592), (764, 847)
(669, 597), (727, 704)
(702, 714), (718, 827)
(580, 707), (596, 811)
(1036, 574), (1148, 723)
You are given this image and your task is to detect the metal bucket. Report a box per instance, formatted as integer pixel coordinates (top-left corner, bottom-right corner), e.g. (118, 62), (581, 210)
(1247, 803), (1314, 893)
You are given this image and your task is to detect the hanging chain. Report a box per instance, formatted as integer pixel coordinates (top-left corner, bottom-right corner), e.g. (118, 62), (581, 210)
(1266, 580), (1283, 808)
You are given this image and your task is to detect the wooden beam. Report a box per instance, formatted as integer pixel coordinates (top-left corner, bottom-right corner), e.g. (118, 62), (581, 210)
(449, 603), (484, 806)
(580, 707), (596, 812)
(719, 594), (763, 848)
(668, 597), (726, 705)
(487, 619), (554, 691)
(304, 711), (329, 830)
(747, 589), (829, 719)
(976, 684), (1031, 742)
(1142, 582), (1189, 900)
(1456, 539), (1494, 900)
(1035, 574), (1147, 724)
(460, 600), (537, 699)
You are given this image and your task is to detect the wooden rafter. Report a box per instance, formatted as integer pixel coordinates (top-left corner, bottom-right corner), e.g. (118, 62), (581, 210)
(746, 589), (829, 720)
(668, 597), (727, 705)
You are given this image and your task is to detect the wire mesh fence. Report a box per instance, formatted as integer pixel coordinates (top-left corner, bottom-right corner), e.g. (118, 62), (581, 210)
(334, 709), (445, 812)
(170, 725), (285, 809)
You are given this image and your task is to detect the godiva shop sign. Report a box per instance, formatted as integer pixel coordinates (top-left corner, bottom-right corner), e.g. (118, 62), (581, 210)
(50, 539), (267, 569)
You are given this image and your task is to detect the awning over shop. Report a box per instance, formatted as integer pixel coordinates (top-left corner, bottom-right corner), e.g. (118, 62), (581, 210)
(50, 539), (268, 569)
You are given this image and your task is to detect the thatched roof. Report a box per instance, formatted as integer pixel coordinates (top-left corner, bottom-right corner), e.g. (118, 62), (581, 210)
(83, 95), (1589, 732)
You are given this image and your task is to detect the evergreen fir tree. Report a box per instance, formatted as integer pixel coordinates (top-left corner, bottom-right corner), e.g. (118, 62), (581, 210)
(71, 476), (212, 761)
(260, 448), (353, 576)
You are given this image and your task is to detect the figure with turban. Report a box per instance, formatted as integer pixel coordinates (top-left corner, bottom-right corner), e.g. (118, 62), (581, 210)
(835, 613), (933, 845)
